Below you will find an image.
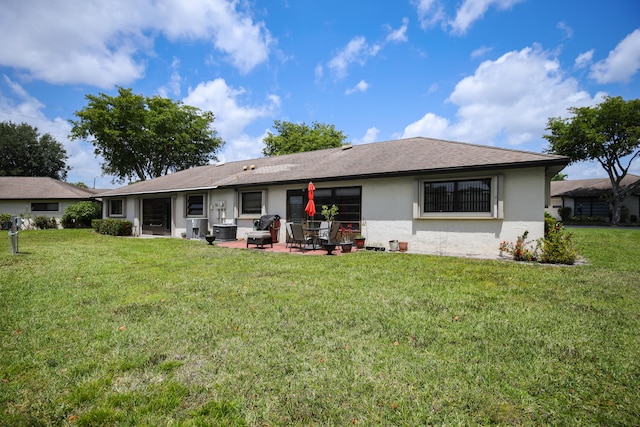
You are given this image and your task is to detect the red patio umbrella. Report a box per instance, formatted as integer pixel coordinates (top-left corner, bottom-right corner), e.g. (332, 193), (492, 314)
(304, 181), (316, 218)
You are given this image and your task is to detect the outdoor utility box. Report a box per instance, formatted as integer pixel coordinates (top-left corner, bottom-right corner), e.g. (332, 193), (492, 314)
(8, 216), (22, 255)
(186, 218), (209, 239)
(212, 224), (237, 241)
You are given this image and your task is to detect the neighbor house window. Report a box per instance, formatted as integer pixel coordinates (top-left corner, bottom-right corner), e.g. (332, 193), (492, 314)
(31, 202), (58, 211)
(108, 199), (124, 217)
(420, 177), (501, 218)
(186, 194), (205, 217)
(240, 191), (263, 215)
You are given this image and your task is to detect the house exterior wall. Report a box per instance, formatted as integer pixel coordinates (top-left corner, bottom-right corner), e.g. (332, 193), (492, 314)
(105, 166), (549, 257)
(0, 199), (86, 228)
(547, 194), (640, 222)
(356, 167), (546, 257)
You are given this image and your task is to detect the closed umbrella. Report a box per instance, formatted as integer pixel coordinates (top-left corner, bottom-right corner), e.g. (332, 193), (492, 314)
(304, 181), (316, 218)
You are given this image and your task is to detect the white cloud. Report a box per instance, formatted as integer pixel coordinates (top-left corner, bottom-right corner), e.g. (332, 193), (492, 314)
(157, 58), (182, 98)
(402, 45), (604, 147)
(575, 50), (594, 69)
(413, 0), (446, 30)
(314, 64), (324, 82)
(385, 18), (409, 43)
(183, 78), (280, 161)
(557, 21), (574, 39)
(345, 80), (370, 95)
(352, 127), (380, 145)
(327, 36), (379, 79)
(0, 0), (271, 88)
(450, 0), (524, 35)
(471, 45), (493, 59)
(402, 113), (450, 139)
(218, 131), (270, 163)
(0, 76), (110, 186)
(590, 28), (640, 83)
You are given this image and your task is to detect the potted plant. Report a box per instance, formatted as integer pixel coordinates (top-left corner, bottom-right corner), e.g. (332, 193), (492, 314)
(320, 204), (339, 227)
(339, 224), (353, 253)
(354, 234), (366, 249)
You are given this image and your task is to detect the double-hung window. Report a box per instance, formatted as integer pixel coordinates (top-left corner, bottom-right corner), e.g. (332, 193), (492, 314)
(240, 191), (264, 216)
(108, 199), (124, 217)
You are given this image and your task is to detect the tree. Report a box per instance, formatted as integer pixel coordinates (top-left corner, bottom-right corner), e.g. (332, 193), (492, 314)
(69, 87), (224, 183)
(551, 172), (568, 181)
(262, 120), (347, 156)
(545, 96), (640, 224)
(0, 121), (69, 180)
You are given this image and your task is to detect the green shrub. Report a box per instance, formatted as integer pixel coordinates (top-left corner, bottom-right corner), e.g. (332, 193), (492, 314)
(499, 231), (538, 261)
(91, 219), (104, 231)
(557, 206), (571, 222)
(97, 219), (132, 236)
(544, 212), (556, 236)
(33, 216), (57, 230)
(620, 206), (629, 223)
(61, 201), (102, 228)
(537, 222), (577, 265)
(1, 213), (11, 230)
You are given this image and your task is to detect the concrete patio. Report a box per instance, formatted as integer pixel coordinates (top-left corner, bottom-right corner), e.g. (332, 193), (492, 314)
(213, 239), (358, 255)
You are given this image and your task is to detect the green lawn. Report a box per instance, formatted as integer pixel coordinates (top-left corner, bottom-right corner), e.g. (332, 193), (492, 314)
(1, 228), (639, 426)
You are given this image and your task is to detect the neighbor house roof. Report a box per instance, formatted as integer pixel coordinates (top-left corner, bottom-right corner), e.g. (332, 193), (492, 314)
(551, 174), (640, 197)
(98, 137), (570, 197)
(0, 177), (100, 200)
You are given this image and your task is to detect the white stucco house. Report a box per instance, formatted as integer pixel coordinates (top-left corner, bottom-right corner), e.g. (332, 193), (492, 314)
(96, 137), (569, 257)
(0, 177), (100, 227)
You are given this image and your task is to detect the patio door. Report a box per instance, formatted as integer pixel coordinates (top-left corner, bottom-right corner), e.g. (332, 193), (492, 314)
(142, 198), (172, 235)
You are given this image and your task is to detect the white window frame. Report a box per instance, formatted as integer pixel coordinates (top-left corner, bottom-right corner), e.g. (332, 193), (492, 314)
(185, 193), (207, 218)
(238, 190), (266, 218)
(417, 175), (503, 219)
(108, 199), (125, 217)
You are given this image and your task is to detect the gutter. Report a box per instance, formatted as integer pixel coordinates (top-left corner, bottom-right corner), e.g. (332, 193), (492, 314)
(97, 185), (219, 198)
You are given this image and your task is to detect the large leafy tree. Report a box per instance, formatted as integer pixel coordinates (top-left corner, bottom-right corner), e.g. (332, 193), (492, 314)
(0, 121), (69, 180)
(262, 120), (347, 156)
(69, 87), (224, 183)
(544, 96), (640, 224)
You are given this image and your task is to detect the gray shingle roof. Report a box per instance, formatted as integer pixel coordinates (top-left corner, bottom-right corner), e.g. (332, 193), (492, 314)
(551, 174), (640, 197)
(98, 137), (570, 197)
(0, 177), (100, 199)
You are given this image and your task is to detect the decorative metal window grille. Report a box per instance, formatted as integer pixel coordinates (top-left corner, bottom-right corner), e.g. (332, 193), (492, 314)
(424, 178), (491, 213)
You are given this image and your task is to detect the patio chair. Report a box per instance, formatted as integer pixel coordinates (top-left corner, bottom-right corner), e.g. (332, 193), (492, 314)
(289, 223), (314, 253)
(317, 221), (329, 241)
(285, 222), (294, 248)
(318, 221), (341, 244)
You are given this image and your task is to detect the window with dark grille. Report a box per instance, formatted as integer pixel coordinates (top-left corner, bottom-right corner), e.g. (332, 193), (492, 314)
(186, 194), (204, 216)
(424, 178), (491, 213)
(109, 199), (124, 216)
(31, 202), (59, 211)
(241, 191), (262, 215)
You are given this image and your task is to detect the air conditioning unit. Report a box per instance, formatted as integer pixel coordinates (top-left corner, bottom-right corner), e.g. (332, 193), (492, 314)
(186, 218), (209, 239)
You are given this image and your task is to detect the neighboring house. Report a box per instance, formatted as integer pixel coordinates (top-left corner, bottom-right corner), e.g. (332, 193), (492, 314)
(0, 177), (100, 227)
(97, 137), (569, 257)
(548, 174), (640, 222)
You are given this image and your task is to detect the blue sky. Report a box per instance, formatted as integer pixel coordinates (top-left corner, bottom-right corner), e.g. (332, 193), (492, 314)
(1, 0), (639, 188)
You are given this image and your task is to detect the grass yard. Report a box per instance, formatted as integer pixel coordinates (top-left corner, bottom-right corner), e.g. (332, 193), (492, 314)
(1, 228), (639, 426)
